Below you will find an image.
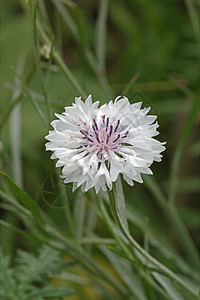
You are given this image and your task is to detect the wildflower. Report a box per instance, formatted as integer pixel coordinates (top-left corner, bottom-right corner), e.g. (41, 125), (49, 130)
(45, 95), (165, 193)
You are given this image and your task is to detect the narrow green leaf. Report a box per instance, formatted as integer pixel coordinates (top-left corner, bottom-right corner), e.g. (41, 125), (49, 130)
(122, 73), (140, 96)
(0, 219), (42, 243)
(9, 56), (26, 188)
(115, 176), (128, 229)
(31, 0), (52, 123)
(60, 0), (77, 9)
(74, 195), (86, 240)
(95, 0), (109, 72)
(0, 171), (43, 226)
(107, 246), (136, 264)
(0, 190), (31, 217)
(106, 247), (181, 300)
(184, 0), (199, 38)
(50, 272), (88, 285)
(108, 246), (162, 274)
(101, 246), (148, 300)
(80, 237), (115, 245)
(51, 0), (80, 41)
(29, 286), (76, 298)
(141, 275), (157, 300)
(0, 203), (30, 222)
(153, 273), (189, 300)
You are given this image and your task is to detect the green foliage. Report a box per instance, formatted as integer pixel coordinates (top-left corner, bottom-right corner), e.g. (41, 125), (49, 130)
(1, 0), (199, 299)
(0, 246), (76, 300)
(0, 171), (43, 226)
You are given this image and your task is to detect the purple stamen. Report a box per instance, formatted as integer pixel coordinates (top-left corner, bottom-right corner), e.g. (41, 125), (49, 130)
(106, 117), (109, 131)
(109, 125), (113, 136)
(87, 136), (94, 142)
(80, 116), (124, 153)
(93, 119), (98, 131)
(80, 130), (87, 137)
(80, 130), (93, 142)
(106, 135), (109, 144)
(113, 134), (120, 143)
(122, 131), (129, 138)
(114, 120), (120, 132)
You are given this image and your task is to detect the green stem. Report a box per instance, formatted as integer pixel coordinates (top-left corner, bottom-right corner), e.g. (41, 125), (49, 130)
(108, 185), (196, 297)
(99, 196), (135, 261)
(55, 169), (76, 238)
(98, 198), (172, 300)
(36, 20), (87, 98)
(30, 1), (52, 124)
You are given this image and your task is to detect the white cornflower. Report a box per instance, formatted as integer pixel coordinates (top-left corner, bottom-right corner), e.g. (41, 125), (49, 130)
(45, 95), (165, 193)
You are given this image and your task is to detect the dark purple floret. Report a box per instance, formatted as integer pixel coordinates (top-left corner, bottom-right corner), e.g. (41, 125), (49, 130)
(113, 134), (120, 143)
(114, 120), (120, 132)
(93, 119), (98, 131)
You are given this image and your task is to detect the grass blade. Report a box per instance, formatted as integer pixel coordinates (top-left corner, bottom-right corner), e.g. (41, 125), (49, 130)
(95, 0), (109, 73)
(73, 195), (86, 241)
(0, 171), (43, 226)
(30, 0), (52, 123)
(184, 0), (199, 38)
(51, 0), (80, 42)
(122, 73), (140, 96)
(0, 219), (43, 243)
(9, 56), (25, 188)
(0, 190), (31, 218)
(115, 176), (128, 229)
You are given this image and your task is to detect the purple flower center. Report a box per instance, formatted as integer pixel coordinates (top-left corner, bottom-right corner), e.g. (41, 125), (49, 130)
(80, 115), (129, 157)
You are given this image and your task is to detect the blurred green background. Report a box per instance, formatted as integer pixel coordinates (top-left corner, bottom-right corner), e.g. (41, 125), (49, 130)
(1, 0), (199, 299)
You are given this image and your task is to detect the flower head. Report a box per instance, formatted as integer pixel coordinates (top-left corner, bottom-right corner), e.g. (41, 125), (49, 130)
(45, 95), (165, 193)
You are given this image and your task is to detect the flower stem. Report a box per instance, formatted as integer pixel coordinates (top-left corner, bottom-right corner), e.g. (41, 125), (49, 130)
(108, 185), (196, 297)
(36, 20), (87, 99)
